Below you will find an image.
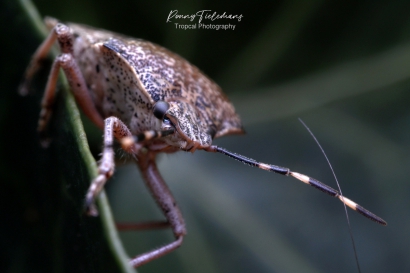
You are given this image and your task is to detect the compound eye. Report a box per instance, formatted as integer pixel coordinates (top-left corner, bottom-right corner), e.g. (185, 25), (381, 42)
(153, 101), (170, 120)
(163, 117), (172, 125)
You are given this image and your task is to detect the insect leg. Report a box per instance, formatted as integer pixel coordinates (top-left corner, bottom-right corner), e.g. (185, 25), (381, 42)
(85, 124), (175, 216)
(22, 23), (105, 143)
(129, 151), (186, 267)
(131, 237), (184, 268)
(88, 126), (184, 266)
(206, 145), (387, 226)
(55, 24), (104, 129)
(19, 24), (59, 96)
(119, 128), (175, 151)
(116, 221), (170, 231)
(85, 117), (136, 216)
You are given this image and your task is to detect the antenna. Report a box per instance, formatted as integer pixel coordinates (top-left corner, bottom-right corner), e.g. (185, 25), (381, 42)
(297, 118), (361, 272)
(205, 137), (387, 226)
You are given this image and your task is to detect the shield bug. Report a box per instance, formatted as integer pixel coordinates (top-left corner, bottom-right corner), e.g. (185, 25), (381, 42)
(20, 17), (387, 268)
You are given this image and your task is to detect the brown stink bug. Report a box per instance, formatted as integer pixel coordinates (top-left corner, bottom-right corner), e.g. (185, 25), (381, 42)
(20, 17), (387, 268)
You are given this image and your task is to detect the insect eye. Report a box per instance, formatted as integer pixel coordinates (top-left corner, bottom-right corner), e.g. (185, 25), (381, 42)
(153, 101), (170, 120)
(163, 117), (171, 125)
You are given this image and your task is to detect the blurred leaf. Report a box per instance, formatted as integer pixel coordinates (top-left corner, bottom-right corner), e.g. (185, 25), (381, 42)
(0, 0), (135, 272)
(232, 41), (410, 125)
(219, 0), (324, 90)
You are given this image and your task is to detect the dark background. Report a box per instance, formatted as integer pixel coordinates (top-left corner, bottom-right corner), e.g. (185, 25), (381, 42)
(1, 0), (409, 272)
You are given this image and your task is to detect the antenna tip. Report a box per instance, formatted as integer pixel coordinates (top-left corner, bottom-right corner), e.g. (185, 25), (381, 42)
(355, 204), (387, 226)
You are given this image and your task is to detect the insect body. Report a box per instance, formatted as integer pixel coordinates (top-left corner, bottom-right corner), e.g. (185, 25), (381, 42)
(21, 17), (387, 268)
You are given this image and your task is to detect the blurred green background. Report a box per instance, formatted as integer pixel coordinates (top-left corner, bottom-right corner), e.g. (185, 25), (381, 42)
(1, 0), (409, 272)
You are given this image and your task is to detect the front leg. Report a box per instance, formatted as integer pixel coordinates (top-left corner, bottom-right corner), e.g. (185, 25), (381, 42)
(84, 118), (174, 215)
(85, 117), (135, 216)
(85, 121), (186, 267)
(129, 151), (186, 267)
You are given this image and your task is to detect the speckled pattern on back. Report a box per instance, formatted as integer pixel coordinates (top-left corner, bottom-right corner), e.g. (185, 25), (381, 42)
(47, 19), (243, 149)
